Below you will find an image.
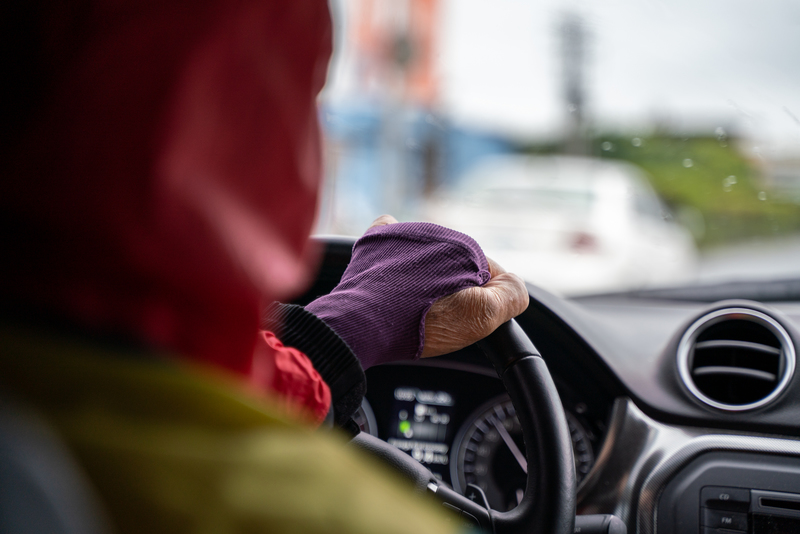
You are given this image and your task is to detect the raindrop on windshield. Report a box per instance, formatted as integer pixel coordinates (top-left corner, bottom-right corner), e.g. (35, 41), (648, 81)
(601, 141), (613, 151)
(631, 138), (642, 147)
(716, 127), (729, 147)
(425, 114), (442, 129)
(683, 158), (693, 168)
(723, 175), (737, 192)
(758, 191), (767, 201)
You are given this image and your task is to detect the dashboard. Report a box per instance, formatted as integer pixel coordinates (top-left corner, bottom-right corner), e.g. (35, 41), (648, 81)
(299, 237), (800, 534)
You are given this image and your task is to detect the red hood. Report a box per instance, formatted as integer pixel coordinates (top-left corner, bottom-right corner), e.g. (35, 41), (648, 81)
(1, 0), (331, 372)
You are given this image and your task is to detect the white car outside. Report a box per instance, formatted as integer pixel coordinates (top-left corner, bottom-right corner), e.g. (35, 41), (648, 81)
(424, 155), (697, 296)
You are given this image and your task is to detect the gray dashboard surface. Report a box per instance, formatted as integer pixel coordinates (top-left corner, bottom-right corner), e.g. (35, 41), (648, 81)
(528, 284), (800, 434)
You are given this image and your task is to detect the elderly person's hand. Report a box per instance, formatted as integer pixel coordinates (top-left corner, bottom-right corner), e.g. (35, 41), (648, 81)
(305, 215), (529, 369)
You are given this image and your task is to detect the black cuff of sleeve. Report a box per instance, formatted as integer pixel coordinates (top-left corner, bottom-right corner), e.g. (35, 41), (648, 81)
(262, 303), (366, 426)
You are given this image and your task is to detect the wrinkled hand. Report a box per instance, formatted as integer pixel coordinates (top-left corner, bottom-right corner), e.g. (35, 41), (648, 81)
(368, 215), (529, 359)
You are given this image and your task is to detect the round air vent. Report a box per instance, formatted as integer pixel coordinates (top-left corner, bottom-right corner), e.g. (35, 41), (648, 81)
(677, 308), (796, 411)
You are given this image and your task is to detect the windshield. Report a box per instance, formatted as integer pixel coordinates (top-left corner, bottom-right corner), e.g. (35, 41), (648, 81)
(315, 0), (800, 297)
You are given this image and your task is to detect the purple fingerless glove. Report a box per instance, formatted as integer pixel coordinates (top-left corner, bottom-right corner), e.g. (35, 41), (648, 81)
(305, 222), (491, 369)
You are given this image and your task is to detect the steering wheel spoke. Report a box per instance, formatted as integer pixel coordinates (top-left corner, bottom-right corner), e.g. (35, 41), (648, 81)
(427, 481), (493, 531)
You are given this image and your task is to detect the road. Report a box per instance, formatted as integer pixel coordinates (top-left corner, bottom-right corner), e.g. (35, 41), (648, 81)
(695, 236), (800, 284)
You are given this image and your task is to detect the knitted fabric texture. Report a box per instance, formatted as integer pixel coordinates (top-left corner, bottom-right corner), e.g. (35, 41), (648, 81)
(262, 303), (366, 426)
(305, 223), (491, 369)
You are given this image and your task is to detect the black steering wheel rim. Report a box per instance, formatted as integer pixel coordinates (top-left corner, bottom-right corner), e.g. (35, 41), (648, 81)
(476, 319), (576, 534)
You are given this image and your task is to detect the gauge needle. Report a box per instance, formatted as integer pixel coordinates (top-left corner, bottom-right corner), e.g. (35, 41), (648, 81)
(490, 417), (527, 474)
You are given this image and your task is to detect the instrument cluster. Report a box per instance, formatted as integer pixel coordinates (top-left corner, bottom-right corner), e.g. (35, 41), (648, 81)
(358, 361), (606, 511)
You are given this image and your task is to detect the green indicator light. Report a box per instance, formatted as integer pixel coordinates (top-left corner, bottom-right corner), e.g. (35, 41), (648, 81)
(399, 421), (411, 434)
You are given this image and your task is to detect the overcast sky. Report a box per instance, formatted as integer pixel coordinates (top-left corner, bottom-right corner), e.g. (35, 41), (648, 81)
(327, 0), (800, 154)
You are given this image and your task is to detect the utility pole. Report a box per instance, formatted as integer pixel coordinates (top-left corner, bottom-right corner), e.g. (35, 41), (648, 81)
(560, 12), (588, 155)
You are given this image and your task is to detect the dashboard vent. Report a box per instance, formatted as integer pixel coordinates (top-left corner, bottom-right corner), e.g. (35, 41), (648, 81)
(677, 308), (796, 411)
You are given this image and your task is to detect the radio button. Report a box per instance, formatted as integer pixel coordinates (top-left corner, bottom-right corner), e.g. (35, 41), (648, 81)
(702, 508), (748, 532)
(701, 486), (750, 512)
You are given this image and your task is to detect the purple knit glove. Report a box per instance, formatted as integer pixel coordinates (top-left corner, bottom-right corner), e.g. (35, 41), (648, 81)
(305, 222), (491, 369)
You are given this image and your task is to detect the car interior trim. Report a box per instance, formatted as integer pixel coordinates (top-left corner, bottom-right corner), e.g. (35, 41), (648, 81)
(575, 398), (800, 534)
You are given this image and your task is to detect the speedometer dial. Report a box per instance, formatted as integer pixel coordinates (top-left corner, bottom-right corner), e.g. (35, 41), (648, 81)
(450, 395), (594, 512)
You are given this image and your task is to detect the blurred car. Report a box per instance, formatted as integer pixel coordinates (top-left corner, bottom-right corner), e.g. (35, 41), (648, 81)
(425, 154), (697, 295)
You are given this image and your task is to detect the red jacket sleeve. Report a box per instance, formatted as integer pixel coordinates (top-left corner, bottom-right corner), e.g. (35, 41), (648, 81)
(251, 330), (332, 425)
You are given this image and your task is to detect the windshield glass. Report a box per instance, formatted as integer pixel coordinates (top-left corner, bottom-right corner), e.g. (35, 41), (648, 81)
(316, 0), (800, 297)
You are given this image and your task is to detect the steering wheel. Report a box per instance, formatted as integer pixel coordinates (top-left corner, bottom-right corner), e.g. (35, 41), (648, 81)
(352, 319), (577, 534)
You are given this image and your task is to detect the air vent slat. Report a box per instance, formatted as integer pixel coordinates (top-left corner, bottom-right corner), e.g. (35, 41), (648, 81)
(677, 307), (796, 411)
(694, 339), (781, 356)
(692, 366), (777, 382)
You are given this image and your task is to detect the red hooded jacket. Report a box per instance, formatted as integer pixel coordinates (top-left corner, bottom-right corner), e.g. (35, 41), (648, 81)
(1, 0), (333, 422)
